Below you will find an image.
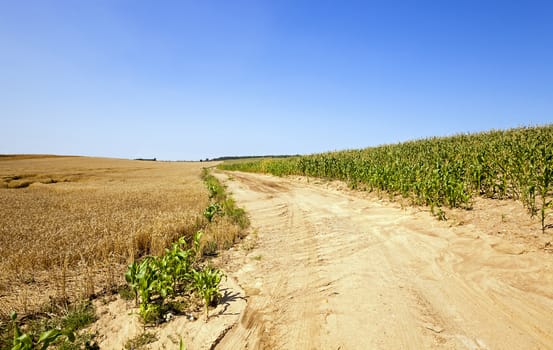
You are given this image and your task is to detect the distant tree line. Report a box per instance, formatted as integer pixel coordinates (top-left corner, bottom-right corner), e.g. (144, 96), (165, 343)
(205, 155), (299, 162)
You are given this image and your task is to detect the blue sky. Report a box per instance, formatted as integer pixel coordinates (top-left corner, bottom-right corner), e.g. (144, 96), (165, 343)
(1, 1), (552, 160)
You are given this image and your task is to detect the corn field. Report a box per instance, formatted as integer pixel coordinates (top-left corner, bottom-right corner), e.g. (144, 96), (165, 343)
(220, 125), (553, 232)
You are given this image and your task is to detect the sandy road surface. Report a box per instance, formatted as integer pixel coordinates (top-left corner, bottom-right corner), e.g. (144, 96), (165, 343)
(216, 172), (553, 350)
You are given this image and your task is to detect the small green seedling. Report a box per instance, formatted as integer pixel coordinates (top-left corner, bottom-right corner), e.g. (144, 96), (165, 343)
(10, 311), (75, 350)
(125, 261), (141, 306)
(203, 203), (222, 223)
(193, 266), (224, 322)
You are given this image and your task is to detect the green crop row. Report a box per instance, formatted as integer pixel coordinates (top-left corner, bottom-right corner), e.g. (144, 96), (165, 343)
(202, 169), (249, 230)
(122, 169), (248, 326)
(219, 125), (553, 232)
(125, 231), (224, 323)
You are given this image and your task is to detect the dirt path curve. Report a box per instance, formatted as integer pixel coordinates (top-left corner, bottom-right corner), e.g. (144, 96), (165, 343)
(215, 171), (553, 350)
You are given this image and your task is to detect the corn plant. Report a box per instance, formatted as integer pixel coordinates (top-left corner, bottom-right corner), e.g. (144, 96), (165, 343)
(192, 230), (203, 259)
(135, 257), (161, 322)
(125, 232), (209, 323)
(162, 237), (193, 291)
(124, 261), (141, 306)
(193, 266), (224, 322)
(203, 203), (222, 223)
(10, 311), (75, 350)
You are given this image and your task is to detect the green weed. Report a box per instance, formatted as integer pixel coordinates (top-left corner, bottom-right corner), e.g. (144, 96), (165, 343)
(9, 311), (75, 350)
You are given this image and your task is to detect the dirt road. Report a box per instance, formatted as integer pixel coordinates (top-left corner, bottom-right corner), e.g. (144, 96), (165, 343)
(216, 172), (553, 349)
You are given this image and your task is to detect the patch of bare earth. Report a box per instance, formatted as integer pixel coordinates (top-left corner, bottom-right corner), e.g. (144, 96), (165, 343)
(211, 171), (553, 349)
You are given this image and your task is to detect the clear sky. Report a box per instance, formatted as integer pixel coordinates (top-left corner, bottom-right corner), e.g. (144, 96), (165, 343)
(1, 1), (552, 160)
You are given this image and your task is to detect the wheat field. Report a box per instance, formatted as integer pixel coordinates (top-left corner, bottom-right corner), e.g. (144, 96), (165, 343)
(0, 156), (235, 318)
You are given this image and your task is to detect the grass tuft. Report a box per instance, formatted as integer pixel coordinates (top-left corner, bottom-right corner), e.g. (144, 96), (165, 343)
(124, 332), (158, 350)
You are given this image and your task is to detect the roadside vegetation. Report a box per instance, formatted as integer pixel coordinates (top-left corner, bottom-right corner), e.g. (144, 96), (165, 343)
(0, 157), (248, 348)
(124, 231), (224, 324)
(202, 168), (250, 232)
(220, 125), (553, 232)
(4, 302), (97, 350)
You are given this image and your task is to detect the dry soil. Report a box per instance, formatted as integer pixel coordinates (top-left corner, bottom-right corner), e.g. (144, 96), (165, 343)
(214, 171), (553, 350)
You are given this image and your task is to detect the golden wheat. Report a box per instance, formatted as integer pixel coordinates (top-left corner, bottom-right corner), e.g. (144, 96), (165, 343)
(0, 156), (226, 318)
